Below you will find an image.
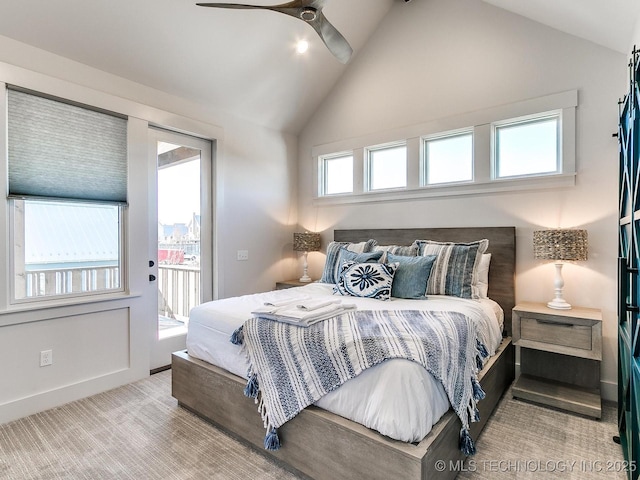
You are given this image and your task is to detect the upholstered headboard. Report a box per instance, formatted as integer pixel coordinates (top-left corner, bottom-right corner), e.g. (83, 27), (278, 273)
(333, 227), (516, 336)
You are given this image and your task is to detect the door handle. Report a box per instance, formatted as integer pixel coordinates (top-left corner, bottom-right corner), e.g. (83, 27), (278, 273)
(149, 274), (156, 282)
(149, 260), (155, 267)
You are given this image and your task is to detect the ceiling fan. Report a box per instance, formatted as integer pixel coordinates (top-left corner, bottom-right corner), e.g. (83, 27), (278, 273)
(196, 0), (353, 64)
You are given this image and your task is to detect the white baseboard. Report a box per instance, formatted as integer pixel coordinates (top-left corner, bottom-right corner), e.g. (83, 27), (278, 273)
(0, 367), (147, 425)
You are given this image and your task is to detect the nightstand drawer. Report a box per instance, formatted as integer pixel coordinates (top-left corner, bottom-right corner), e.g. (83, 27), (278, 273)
(513, 302), (602, 360)
(520, 317), (592, 351)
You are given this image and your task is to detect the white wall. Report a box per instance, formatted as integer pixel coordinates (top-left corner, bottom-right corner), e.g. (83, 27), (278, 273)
(632, 13), (640, 50)
(215, 114), (299, 299)
(0, 35), (298, 423)
(298, 0), (626, 401)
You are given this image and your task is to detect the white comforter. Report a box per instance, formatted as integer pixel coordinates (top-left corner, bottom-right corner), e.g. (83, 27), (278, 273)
(186, 283), (503, 443)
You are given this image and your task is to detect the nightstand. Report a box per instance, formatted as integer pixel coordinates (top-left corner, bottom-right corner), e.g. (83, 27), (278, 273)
(275, 279), (310, 290)
(512, 302), (602, 418)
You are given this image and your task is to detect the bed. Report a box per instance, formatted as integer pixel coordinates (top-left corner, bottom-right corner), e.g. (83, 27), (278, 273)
(172, 227), (516, 480)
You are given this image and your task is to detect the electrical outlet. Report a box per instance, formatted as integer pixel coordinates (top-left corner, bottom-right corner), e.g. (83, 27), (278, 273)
(40, 349), (53, 367)
(237, 250), (249, 261)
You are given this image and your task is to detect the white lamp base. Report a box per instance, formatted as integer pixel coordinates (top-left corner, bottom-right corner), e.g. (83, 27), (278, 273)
(547, 298), (572, 310)
(547, 262), (572, 310)
(299, 251), (312, 283)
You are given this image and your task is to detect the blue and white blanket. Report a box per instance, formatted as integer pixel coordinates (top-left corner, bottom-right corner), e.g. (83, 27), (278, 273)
(232, 309), (489, 455)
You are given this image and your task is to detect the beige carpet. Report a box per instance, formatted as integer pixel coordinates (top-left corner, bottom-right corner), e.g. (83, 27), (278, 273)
(0, 371), (298, 480)
(0, 371), (627, 479)
(458, 393), (626, 479)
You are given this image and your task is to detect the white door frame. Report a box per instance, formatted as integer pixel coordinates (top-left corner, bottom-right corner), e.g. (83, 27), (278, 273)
(148, 127), (214, 370)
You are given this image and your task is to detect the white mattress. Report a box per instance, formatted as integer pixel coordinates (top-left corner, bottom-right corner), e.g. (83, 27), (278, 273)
(186, 283), (503, 443)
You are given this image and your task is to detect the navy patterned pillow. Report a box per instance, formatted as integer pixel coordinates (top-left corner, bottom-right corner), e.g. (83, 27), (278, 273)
(319, 239), (378, 284)
(334, 260), (398, 301)
(329, 248), (383, 284)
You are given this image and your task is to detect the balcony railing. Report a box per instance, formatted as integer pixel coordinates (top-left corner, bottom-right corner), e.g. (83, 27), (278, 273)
(22, 265), (201, 321)
(158, 265), (200, 320)
(24, 267), (120, 297)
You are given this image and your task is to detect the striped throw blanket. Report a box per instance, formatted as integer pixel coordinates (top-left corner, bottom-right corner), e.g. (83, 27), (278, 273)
(231, 309), (489, 455)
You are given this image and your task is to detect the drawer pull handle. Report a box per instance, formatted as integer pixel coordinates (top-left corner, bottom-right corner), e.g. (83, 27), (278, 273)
(535, 319), (573, 327)
(627, 304), (640, 312)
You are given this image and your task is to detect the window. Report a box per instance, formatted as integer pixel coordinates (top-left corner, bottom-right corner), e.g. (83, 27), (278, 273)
(321, 153), (353, 195)
(494, 113), (560, 178)
(7, 87), (127, 302)
(367, 143), (407, 190)
(12, 199), (121, 300)
(314, 91), (576, 202)
(423, 132), (473, 185)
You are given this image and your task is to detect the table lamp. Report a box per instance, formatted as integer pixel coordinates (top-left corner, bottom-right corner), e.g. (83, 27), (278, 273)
(533, 229), (588, 310)
(293, 232), (321, 282)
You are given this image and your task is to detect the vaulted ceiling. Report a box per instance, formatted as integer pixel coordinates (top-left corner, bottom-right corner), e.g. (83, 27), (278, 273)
(482, 0), (640, 55)
(0, 0), (637, 134)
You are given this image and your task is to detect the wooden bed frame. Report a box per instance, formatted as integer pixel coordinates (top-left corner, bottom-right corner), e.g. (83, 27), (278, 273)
(172, 227), (516, 479)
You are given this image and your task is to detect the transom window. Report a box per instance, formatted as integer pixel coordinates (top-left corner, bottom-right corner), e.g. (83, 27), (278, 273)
(320, 153), (353, 195)
(367, 143), (407, 191)
(423, 131), (473, 185)
(314, 91), (575, 202)
(493, 113), (560, 179)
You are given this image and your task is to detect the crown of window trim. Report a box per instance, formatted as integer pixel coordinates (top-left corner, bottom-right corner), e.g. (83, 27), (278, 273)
(7, 194), (129, 207)
(7, 84), (128, 120)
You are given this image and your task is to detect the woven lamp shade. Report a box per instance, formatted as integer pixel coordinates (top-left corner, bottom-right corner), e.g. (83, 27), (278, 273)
(533, 229), (588, 261)
(293, 232), (321, 252)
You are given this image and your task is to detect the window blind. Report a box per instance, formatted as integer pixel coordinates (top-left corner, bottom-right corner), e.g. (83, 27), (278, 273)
(7, 88), (128, 203)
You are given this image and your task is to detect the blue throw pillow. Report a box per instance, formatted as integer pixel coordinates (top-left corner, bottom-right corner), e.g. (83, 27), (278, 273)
(328, 248), (383, 284)
(334, 260), (398, 301)
(387, 253), (437, 299)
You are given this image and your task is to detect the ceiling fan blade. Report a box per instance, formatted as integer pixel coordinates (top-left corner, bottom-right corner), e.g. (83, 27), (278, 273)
(196, 3), (270, 9)
(290, 0), (326, 8)
(197, 0), (352, 63)
(196, 3), (302, 18)
(197, 1), (326, 9)
(308, 12), (352, 64)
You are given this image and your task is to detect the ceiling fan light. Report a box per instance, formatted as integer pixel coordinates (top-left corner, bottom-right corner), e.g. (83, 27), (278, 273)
(296, 40), (309, 54)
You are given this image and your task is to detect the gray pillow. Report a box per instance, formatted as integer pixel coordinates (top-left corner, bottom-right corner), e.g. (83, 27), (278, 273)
(373, 244), (418, 263)
(388, 253), (437, 299)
